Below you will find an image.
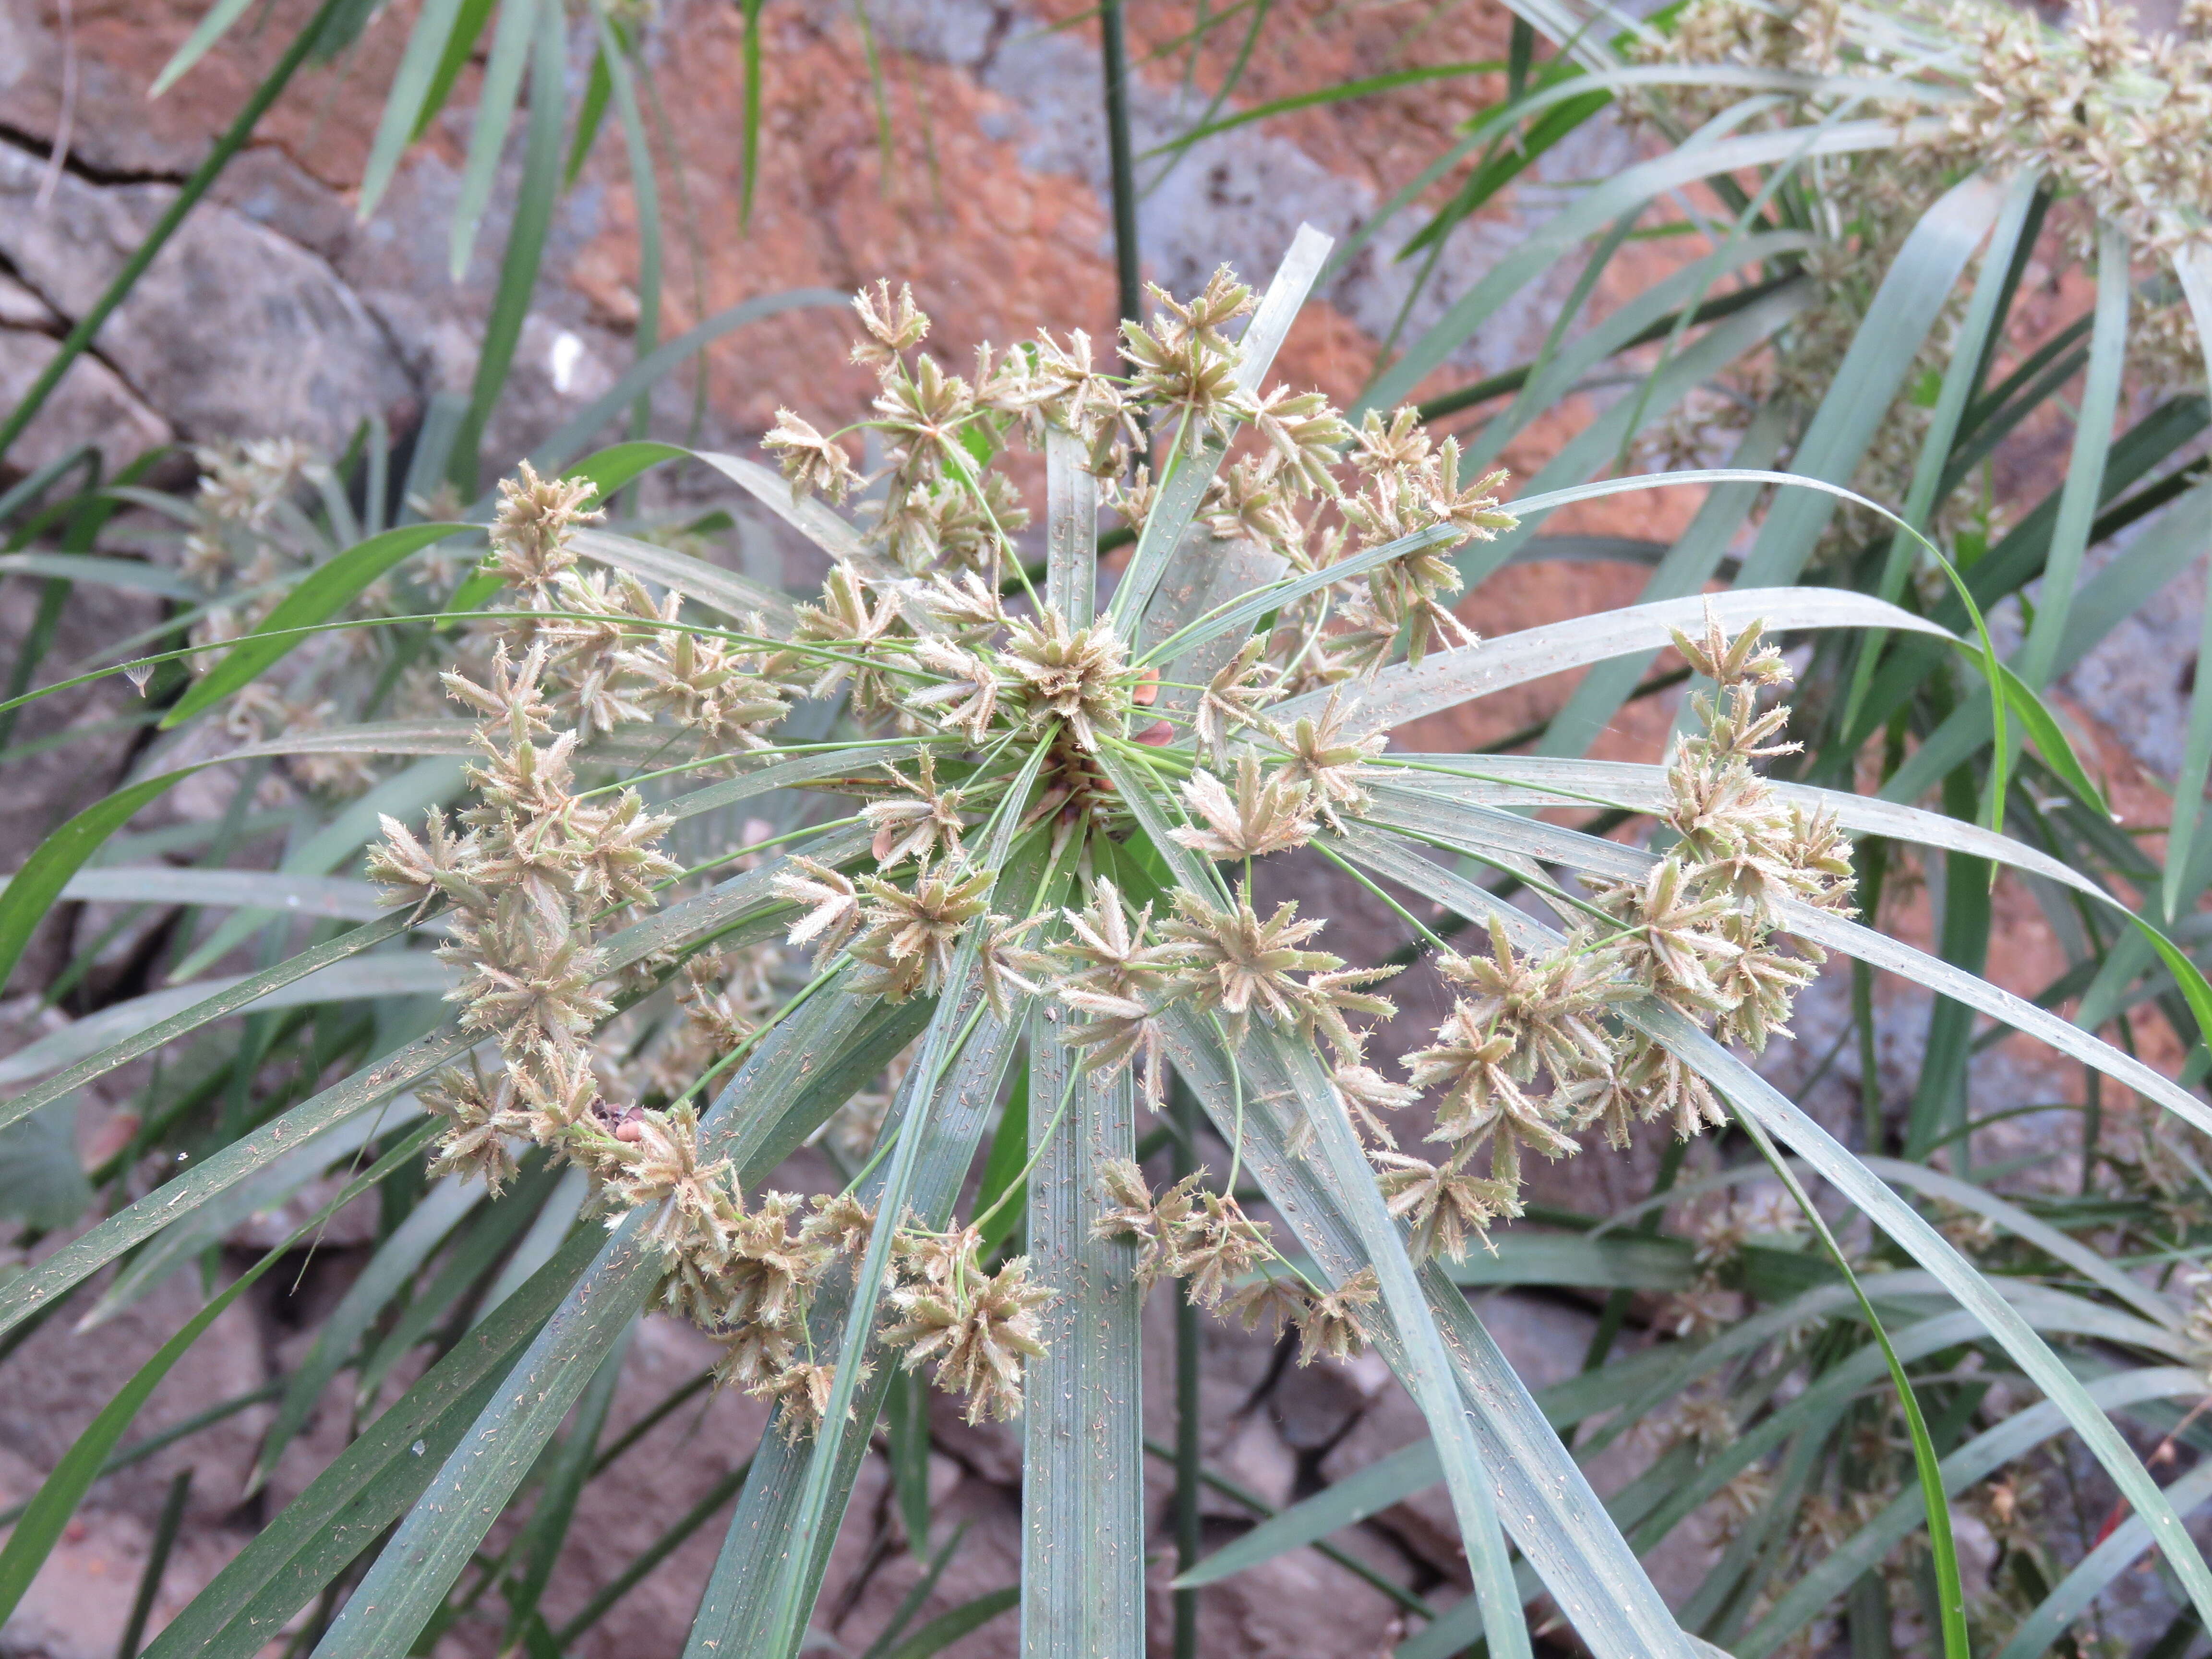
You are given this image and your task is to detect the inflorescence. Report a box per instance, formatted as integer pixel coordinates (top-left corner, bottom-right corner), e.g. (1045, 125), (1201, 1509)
(373, 270), (1849, 1431)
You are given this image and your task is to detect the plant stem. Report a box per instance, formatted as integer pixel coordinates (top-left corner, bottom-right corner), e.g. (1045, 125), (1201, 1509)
(1099, 0), (1144, 340)
(1170, 1074), (1203, 1659)
(115, 1467), (191, 1659)
(1578, 1133), (1684, 1386)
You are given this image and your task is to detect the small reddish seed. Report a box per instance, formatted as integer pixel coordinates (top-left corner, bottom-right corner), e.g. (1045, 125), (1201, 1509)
(615, 1119), (645, 1143)
(1131, 668), (1160, 707)
(1133, 719), (1174, 745)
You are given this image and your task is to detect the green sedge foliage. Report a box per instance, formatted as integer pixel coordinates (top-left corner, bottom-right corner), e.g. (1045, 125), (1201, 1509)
(5, 0), (2212, 1654)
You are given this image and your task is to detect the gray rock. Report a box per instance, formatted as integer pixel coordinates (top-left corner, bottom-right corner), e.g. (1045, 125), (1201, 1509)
(0, 326), (172, 476)
(0, 143), (416, 456)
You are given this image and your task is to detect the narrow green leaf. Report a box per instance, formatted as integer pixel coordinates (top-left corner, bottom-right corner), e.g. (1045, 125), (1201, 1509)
(1355, 792), (2212, 1133)
(2013, 219), (2131, 690)
(252, 1178), (481, 1490)
(1840, 169), (2043, 739)
(448, 0), (543, 280)
(1176, 1441), (1439, 1589)
(0, 771), (187, 990)
(161, 523), (472, 727)
(885, 1370), (934, 1557)
(1360, 115), (1943, 414)
(307, 975), (885, 1658)
(0, 912), (413, 1127)
(1382, 751), (2103, 904)
(1140, 59), (1505, 155)
(738, 0), (764, 228)
(561, 42), (614, 188)
(1443, 1230), (1694, 1288)
(0, 1122), (435, 1624)
(1255, 1023), (1532, 1659)
(1990, 656), (2110, 818)
(759, 751), (1050, 1655)
(355, 0), (468, 219)
(450, 0), (567, 491)
(349, 1166), (557, 1401)
(137, 1227), (603, 1659)
(570, 526), (800, 629)
(149, 0), (261, 94)
(1637, 1006), (2212, 1641)
(47, 866), (386, 920)
(1733, 173), (2007, 587)
(880, 1587), (1019, 1659)
(0, 1020), (473, 1342)
(0, 552), (201, 600)
(568, 440), (692, 504)
(1736, 1368), (2203, 1658)
(196, 721), (481, 763)
(2162, 243), (2212, 922)
(1020, 1019), (1143, 1657)
(0, 1098), (91, 1230)
(595, 5), (661, 445)
(1044, 424), (1097, 629)
(1727, 1110), (1970, 1659)
(0, 951), (447, 1097)
(1987, 1454), (2212, 1659)
(1148, 1000), (1697, 1659)
(1864, 1156), (2178, 1329)
(682, 999), (1030, 1657)
(1272, 583), (1948, 733)
(501, 1329), (631, 1640)
(410, 0), (498, 143)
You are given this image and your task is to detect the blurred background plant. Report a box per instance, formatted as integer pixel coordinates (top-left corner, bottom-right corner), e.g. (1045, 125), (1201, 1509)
(3, 0), (2212, 1656)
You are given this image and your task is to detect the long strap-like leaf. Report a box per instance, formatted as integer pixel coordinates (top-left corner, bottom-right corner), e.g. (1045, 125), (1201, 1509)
(1274, 586), (1948, 731)
(1020, 1023), (1143, 1656)
(1045, 425), (1098, 629)
(1733, 173), (2008, 587)
(0, 1019), (474, 1343)
(680, 1001), (1027, 1656)
(1377, 751), (2107, 904)
(138, 1226), (606, 1659)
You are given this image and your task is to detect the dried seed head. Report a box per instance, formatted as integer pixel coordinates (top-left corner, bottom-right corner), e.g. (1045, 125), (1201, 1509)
(881, 1246), (1053, 1424)
(999, 609), (1131, 752)
(763, 409), (863, 504)
(851, 279), (931, 367)
(491, 462), (602, 600)
(1295, 1267), (1378, 1364)
(1170, 755), (1319, 861)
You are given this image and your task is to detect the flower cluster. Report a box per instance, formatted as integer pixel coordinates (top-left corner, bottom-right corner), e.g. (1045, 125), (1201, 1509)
(880, 1225), (1053, 1424)
(1381, 616), (1848, 1254)
(1094, 1160), (1379, 1365)
(389, 267), (1848, 1440)
(363, 470), (899, 1427)
(1019, 615), (1847, 1266)
(1629, 0), (2212, 571)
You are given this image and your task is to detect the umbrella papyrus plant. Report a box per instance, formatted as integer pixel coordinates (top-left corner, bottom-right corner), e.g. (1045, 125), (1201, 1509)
(4, 223), (2211, 1659)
